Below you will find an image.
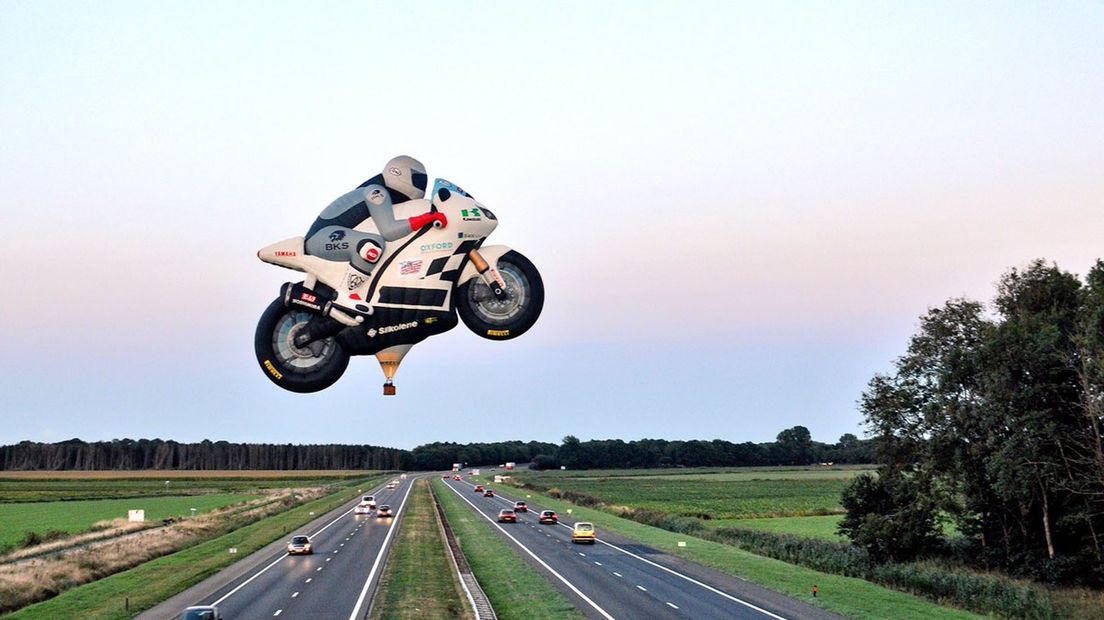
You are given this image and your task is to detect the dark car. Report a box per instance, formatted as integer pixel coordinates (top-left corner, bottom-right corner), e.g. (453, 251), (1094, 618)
(287, 535), (312, 555)
(483, 489), (494, 497)
(497, 509), (517, 523)
(474, 485), (484, 493)
(538, 510), (558, 524)
(514, 501), (528, 512)
(377, 505), (393, 518)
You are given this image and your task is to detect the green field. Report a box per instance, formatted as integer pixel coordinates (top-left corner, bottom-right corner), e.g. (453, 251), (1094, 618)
(0, 494), (257, 549)
(529, 465), (872, 481)
(514, 469), (856, 519)
(0, 472), (369, 502)
(705, 514), (847, 540)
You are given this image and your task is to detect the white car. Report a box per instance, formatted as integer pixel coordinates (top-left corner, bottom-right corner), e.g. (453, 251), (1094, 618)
(354, 502), (372, 515)
(362, 495), (377, 509)
(386, 481), (398, 489)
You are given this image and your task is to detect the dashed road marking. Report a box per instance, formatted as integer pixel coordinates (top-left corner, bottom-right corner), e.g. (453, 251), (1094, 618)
(274, 610), (282, 617)
(667, 602), (679, 609)
(305, 578), (312, 583)
(292, 592), (299, 598)
(614, 572), (622, 577)
(595, 561), (602, 566)
(316, 567), (323, 571)
(637, 585), (647, 592)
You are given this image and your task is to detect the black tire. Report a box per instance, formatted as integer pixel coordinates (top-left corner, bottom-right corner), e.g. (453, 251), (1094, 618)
(254, 297), (349, 393)
(457, 250), (544, 341)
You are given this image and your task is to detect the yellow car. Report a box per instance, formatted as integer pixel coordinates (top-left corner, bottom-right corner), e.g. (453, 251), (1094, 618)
(571, 522), (596, 544)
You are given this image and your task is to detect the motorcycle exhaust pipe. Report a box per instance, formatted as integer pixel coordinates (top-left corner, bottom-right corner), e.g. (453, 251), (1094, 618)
(280, 283), (349, 346)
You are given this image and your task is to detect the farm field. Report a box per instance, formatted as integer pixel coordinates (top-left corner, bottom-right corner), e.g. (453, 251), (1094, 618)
(513, 467), (862, 519)
(0, 494), (256, 550)
(526, 465), (872, 482)
(705, 514), (847, 541)
(0, 470), (377, 502)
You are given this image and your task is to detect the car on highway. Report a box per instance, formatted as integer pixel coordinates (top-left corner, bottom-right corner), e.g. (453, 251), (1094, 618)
(442, 475), (450, 480)
(497, 509), (517, 523)
(181, 605), (223, 620)
(354, 502), (372, 515)
(387, 480), (399, 489)
(473, 485), (484, 493)
(571, 522), (597, 544)
(483, 489), (494, 497)
(377, 505), (394, 518)
(287, 535), (312, 555)
(513, 501), (528, 512)
(362, 495), (377, 509)
(452, 475), (461, 480)
(538, 510), (558, 524)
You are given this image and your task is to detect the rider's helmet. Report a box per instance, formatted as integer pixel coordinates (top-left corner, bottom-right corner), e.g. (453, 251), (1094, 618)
(382, 155), (427, 202)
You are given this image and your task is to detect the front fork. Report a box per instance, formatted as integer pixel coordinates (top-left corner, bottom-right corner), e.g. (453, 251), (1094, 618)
(468, 250), (509, 300)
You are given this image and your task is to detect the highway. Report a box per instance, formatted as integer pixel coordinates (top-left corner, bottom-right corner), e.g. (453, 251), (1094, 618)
(139, 475), (417, 620)
(440, 476), (842, 620)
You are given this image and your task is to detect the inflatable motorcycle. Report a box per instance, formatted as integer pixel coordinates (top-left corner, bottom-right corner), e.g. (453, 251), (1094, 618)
(255, 179), (544, 394)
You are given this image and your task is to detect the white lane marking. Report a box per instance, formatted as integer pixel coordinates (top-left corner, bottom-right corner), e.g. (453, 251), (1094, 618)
(326, 558), (332, 562)
(637, 585), (647, 592)
(292, 592), (299, 598)
(469, 478), (788, 620)
(274, 610), (282, 617)
(317, 567), (323, 571)
(442, 480), (615, 620)
(305, 578), (312, 583)
(595, 561), (603, 566)
(333, 550), (339, 554)
(578, 552), (586, 557)
(667, 602), (679, 609)
(347, 479), (416, 620)
(614, 572), (622, 577)
(211, 480), (389, 606)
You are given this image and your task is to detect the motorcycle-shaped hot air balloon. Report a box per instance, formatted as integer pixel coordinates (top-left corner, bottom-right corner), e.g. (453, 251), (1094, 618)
(254, 179), (544, 394)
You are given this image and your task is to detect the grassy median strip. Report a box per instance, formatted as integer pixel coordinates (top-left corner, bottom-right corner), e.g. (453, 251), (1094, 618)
(370, 479), (472, 620)
(7, 475), (389, 620)
(432, 479), (584, 620)
(481, 478), (982, 620)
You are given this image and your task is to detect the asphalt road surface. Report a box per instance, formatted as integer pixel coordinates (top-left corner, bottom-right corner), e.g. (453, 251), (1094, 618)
(139, 475), (417, 620)
(440, 476), (843, 620)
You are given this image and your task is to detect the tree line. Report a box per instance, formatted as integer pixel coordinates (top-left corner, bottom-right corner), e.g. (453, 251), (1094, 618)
(841, 259), (1104, 586)
(1, 429), (874, 473)
(0, 438), (405, 471)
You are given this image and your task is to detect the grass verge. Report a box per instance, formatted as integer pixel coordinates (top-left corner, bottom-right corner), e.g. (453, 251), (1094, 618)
(480, 477), (983, 620)
(432, 479), (584, 620)
(370, 479), (472, 620)
(6, 474), (389, 620)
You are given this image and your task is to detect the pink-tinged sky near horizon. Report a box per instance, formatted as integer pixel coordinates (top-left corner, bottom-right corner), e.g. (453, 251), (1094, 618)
(1, 1), (1102, 449)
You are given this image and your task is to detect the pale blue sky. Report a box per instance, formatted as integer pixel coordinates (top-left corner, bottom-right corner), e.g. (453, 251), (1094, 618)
(2, 1), (1102, 448)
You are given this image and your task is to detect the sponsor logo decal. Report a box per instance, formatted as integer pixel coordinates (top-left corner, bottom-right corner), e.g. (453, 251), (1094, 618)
(299, 292), (317, 303)
(263, 359), (283, 380)
(461, 208), (482, 221)
(274, 250), (297, 257)
(487, 329), (510, 337)
(346, 272), (366, 291)
(367, 321), (419, 338)
(424, 317), (438, 325)
(457, 232), (481, 240)
(364, 247), (380, 263)
(399, 259), (423, 276)
(326, 230), (350, 251)
(388, 166), (402, 176)
(420, 241), (454, 253)
(368, 188), (385, 204)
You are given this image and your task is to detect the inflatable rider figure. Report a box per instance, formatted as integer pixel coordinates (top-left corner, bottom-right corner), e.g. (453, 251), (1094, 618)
(304, 155), (447, 319)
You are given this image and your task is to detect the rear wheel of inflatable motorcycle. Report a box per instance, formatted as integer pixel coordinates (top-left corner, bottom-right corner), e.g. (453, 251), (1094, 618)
(457, 250), (544, 341)
(254, 297), (349, 393)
